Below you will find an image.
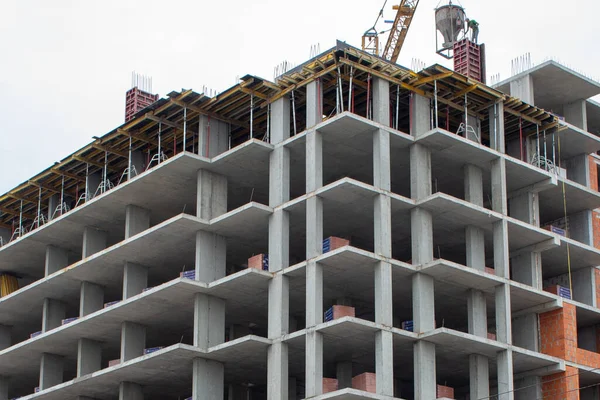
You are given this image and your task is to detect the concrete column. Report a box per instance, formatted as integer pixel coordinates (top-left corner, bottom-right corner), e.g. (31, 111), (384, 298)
(39, 353), (64, 389)
(496, 284), (512, 344)
(410, 144), (431, 199)
(578, 326), (597, 352)
(306, 197), (323, 260)
(0, 326), (10, 350)
(411, 209), (433, 265)
(269, 148), (290, 206)
(305, 330), (323, 397)
(268, 274), (289, 337)
(196, 169), (227, 220)
(410, 94), (430, 137)
(0, 376), (7, 400)
(414, 340), (436, 400)
(372, 78), (390, 126)
(376, 330), (394, 395)
(306, 80), (323, 128)
(48, 194), (59, 220)
(466, 115), (481, 143)
(192, 358), (224, 400)
(77, 338), (102, 376)
(125, 205), (150, 239)
(306, 130), (323, 193)
(198, 116), (230, 157)
(511, 252), (542, 289)
(464, 164), (484, 206)
(195, 231), (226, 283)
(466, 226), (486, 271)
(489, 101), (505, 153)
(45, 245), (68, 276)
(228, 384), (249, 400)
(123, 262), (148, 299)
(566, 154), (591, 187)
(468, 289), (487, 337)
(514, 376), (541, 400)
(496, 350), (514, 400)
(374, 128), (391, 190)
(375, 261), (393, 326)
(42, 298), (65, 332)
(573, 267), (597, 307)
(509, 192), (539, 226)
(131, 150), (145, 177)
(306, 261), (323, 327)
(564, 99), (588, 131)
(336, 361), (352, 389)
(491, 158), (508, 214)
(271, 96), (290, 144)
(119, 381), (144, 400)
(494, 220), (510, 279)
(509, 74), (534, 105)
(469, 354), (490, 399)
(82, 226), (108, 258)
(413, 273), (435, 333)
(512, 314), (538, 351)
(194, 293), (225, 348)
(268, 342), (289, 399)
(374, 194), (392, 257)
(87, 171), (101, 198)
(570, 210), (593, 246)
(80, 281), (104, 316)
(120, 322), (146, 362)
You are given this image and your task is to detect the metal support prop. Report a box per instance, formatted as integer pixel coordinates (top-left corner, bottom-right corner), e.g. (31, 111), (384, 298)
(337, 66), (344, 113)
(85, 163), (90, 201)
(493, 102), (498, 151)
(543, 129), (548, 168)
(552, 131), (556, 169)
(59, 175), (65, 216)
(18, 200), (23, 235)
(536, 125), (540, 167)
(250, 94), (254, 139)
(36, 186), (42, 228)
(183, 107), (187, 151)
(291, 91), (297, 136)
(395, 85), (400, 130)
(128, 135), (133, 180)
(158, 122), (162, 164)
(366, 74), (372, 119)
(464, 93), (468, 129)
(434, 80), (439, 128)
(266, 103), (271, 141)
(519, 117), (524, 161)
(103, 151), (108, 193)
(348, 67), (354, 112)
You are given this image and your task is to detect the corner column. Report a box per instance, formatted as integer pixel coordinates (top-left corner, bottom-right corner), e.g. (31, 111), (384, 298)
(82, 227), (107, 258)
(125, 205), (150, 239)
(192, 359), (224, 400)
(77, 338), (102, 376)
(45, 245), (68, 276)
(39, 353), (64, 390)
(42, 298), (65, 332)
(80, 281), (104, 316)
(306, 80), (323, 129)
(120, 322), (146, 362)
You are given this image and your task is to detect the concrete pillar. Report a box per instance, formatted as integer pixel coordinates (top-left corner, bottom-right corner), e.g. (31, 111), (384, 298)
(373, 78), (390, 126)
(192, 358), (224, 400)
(491, 158), (508, 214)
(496, 283), (512, 343)
(468, 289), (487, 337)
(119, 381), (144, 400)
(125, 205), (150, 239)
(414, 340), (436, 400)
(509, 74), (534, 105)
(306, 197), (323, 260)
(410, 94), (430, 137)
(77, 338), (102, 376)
(306, 130), (323, 193)
(564, 99), (588, 131)
(374, 128), (391, 190)
(336, 361), (352, 389)
(570, 210), (593, 246)
(509, 192), (539, 226)
(306, 262), (323, 327)
(496, 350), (514, 400)
(268, 341), (289, 399)
(572, 267), (597, 307)
(195, 231), (226, 283)
(269, 148), (290, 206)
(0, 376), (7, 400)
(0, 326), (10, 350)
(288, 377), (297, 400)
(464, 164), (484, 206)
(196, 169), (227, 220)
(82, 227), (107, 258)
(411, 209), (433, 265)
(514, 376), (541, 400)
(42, 298), (65, 332)
(87, 171), (102, 199)
(410, 144), (431, 199)
(0, 228), (9, 246)
(123, 262), (148, 299)
(413, 273), (435, 333)
(306, 80), (323, 128)
(48, 194), (59, 221)
(80, 281), (104, 316)
(270, 96), (290, 145)
(466, 226), (486, 271)
(466, 115), (481, 143)
(494, 220), (510, 279)
(376, 330), (394, 395)
(194, 293), (225, 348)
(512, 313), (538, 351)
(131, 150), (145, 178)
(198, 115), (230, 157)
(228, 384), (249, 400)
(45, 245), (68, 276)
(511, 252), (542, 289)
(566, 154), (591, 187)
(120, 322), (146, 362)
(489, 101), (505, 153)
(469, 354), (489, 399)
(305, 330), (323, 397)
(39, 353), (64, 389)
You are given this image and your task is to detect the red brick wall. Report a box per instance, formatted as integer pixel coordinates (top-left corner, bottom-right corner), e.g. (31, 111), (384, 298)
(542, 366), (580, 400)
(540, 304), (578, 361)
(589, 156), (598, 191)
(593, 211), (600, 249)
(596, 269), (600, 309)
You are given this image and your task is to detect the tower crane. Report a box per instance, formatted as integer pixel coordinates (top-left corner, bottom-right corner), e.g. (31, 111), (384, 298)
(362, 0), (420, 64)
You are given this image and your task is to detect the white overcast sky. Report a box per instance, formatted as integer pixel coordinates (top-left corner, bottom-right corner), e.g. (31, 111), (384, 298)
(0, 0), (598, 193)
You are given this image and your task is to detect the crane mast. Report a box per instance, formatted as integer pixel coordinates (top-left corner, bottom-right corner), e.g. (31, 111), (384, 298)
(382, 0), (420, 63)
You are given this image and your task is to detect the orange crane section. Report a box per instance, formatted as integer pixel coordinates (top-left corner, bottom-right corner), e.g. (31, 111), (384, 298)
(382, 0), (420, 63)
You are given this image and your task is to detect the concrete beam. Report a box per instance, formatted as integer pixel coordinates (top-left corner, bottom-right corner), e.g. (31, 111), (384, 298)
(80, 281), (104, 317)
(42, 298), (65, 332)
(306, 80), (323, 128)
(195, 231), (226, 283)
(119, 381), (144, 400)
(120, 322), (146, 362)
(194, 293), (225, 348)
(77, 338), (102, 377)
(82, 226), (107, 258)
(192, 358), (224, 400)
(123, 262), (148, 300)
(39, 353), (64, 390)
(45, 245), (68, 276)
(125, 205), (150, 239)
(196, 169), (227, 220)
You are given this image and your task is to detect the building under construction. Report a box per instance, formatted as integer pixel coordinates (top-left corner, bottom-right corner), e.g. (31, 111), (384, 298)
(1, 2), (600, 400)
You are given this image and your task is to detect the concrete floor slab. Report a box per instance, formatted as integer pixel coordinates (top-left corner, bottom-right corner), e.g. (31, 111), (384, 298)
(541, 237), (600, 277)
(504, 156), (555, 193)
(510, 281), (561, 313)
(421, 328), (506, 359)
(308, 388), (398, 399)
(538, 177), (600, 224)
(418, 259), (502, 293)
(512, 346), (565, 376)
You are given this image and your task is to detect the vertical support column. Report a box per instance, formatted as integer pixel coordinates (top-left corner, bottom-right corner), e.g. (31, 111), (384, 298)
(77, 338), (102, 376)
(192, 358), (224, 400)
(511, 252), (542, 289)
(125, 205), (150, 239)
(509, 192), (540, 226)
(48, 194), (59, 220)
(410, 144), (431, 199)
(469, 354), (490, 400)
(372, 78), (390, 126)
(123, 262), (148, 299)
(509, 74), (535, 105)
(196, 170), (227, 220)
(194, 293), (225, 348)
(45, 245), (68, 276)
(119, 382), (144, 400)
(82, 227), (108, 258)
(39, 353), (64, 390)
(306, 80), (323, 129)
(80, 281), (104, 316)
(42, 298), (65, 332)
(414, 341), (436, 400)
(195, 231), (226, 283)
(512, 314), (539, 351)
(564, 99), (588, 131)
(0, 376), (7, 400)
(490, 101), (506, 153)
(131, 150), (145, 178)
(410, 94), (430, 137)
(468, 289), (488, 337)
(0, 326), (10, 350)
(514, 376), (541, 400)
(336, 361), (352, 389)
(120, 322), (146, 362)
(497, 349), (514, 400)
(572, 267), (597, 307)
